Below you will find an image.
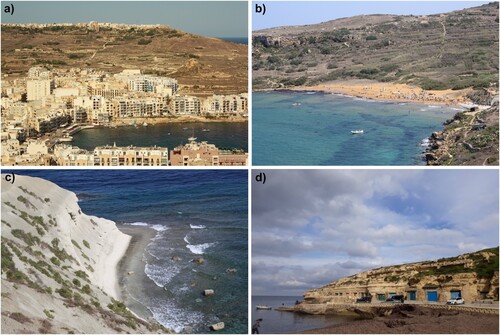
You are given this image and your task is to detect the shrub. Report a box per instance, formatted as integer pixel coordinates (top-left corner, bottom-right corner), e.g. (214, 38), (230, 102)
(366, 35), (377, 40)
(11, 229), (40, 246)
(137, 39), (152, 45)
(43, 309), (54, 319)
(82, 240), (90, 249)
(81, 284), (91, 295)
(71, 240), (81, 249)
(56, 287), (72, 299)
(75, 270), (88, 280)
(50, 257), (61, 266)
(72, 278), (81, 287)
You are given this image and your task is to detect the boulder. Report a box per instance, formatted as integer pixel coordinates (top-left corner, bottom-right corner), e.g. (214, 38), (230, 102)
(204, 289), (214, 296)
(192, 257), (205, 265)
(210, 322), (225, 331)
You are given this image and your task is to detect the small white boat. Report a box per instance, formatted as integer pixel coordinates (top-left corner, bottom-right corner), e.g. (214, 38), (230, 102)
(183, 127), (188, 130)
(143, 122), (148, 127)
(292, 102), (301, 106)
(202, 128), (210, 132)
(256, 305), (272, 310)
(351, 130), (364, 134)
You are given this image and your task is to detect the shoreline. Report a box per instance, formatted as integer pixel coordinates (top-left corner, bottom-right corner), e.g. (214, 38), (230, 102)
(91, 218), (132, 300)
(111, 116), (248, 126)
(299, 305), (499, 334)
(117, 225), (158, 321)
(255, 79), (474, 107)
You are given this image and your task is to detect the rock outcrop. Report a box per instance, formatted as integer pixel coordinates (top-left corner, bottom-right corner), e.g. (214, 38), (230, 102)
(425, 104), (499, 166)
(1, 175), (169, 333)
(300, 248), (499, 309)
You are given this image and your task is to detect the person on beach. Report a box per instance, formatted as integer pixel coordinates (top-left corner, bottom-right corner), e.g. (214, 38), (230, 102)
(252, 318), (263, 334)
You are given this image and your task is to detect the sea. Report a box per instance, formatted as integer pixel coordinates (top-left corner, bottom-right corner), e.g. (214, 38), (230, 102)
(252, 296), (359, 334)
(219, 37), (248, 45)
(5, 170), (248, 334)
(253, 91), (462, 165)
(71, 122), (248, 152)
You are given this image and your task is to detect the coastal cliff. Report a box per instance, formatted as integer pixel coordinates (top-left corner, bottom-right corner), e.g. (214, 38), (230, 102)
(297, 248), (498, 312)
(1, 175), (169, 333)
(425, 103), (499, 165)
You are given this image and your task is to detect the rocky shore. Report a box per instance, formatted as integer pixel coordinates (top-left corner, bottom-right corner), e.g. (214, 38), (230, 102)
(300, 305), (499, 334)
(425, 103), (499, 165)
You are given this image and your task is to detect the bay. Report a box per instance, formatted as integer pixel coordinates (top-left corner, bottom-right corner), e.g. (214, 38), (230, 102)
(252, 296), (359, 334)
(253, 91), (460, 165)
(72, 122), (248, 152)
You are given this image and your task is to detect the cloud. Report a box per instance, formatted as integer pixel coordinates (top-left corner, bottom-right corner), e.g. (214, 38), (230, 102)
(252, 170), (499, 296)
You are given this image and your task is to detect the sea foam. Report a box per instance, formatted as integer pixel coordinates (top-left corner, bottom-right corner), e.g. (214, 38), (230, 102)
(186, 242), (216, 255)
(190, 224), (206, 229)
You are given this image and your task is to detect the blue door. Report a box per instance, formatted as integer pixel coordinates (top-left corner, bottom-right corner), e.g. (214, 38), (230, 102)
(427, 291), (438, 301)
(450, 291), (461, 299)
(408, 291), (416, 300)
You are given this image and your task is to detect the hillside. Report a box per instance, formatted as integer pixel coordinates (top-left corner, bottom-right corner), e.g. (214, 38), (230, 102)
(1, 23), (247, 96)
(1, 175), (169, 333)
(301, 247), (499, 307)
(425, 102), (499, 165)
(253, 2), (499, 94)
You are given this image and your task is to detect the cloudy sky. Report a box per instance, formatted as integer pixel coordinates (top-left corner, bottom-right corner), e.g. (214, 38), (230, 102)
(252, 170), (499, 296)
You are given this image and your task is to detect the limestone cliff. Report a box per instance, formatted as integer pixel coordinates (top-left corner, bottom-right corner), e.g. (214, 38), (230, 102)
(302, 248), (499, 306)
(1, 175), (169, 333)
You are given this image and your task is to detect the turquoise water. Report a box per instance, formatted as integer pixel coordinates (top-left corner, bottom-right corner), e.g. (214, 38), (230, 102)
(253, 91), (460, 165)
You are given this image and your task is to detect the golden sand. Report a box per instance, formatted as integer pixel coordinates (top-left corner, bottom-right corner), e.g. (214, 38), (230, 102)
(290, 79), (472, 106)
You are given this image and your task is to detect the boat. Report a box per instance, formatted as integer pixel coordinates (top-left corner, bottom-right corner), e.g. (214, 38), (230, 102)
(292, 102), (301, 106)
(202, 128), (210, 132)
(143, 122), (148, 127)
(256, 305), (272, 310)
(57, 135), (73, 142)
(182, 127), (188, 130)
(351, 130), (364, 134)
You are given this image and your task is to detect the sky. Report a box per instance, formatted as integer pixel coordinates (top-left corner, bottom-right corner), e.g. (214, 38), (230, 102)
(252, 170), (499, 296)
(1, 1), (248, 38)
(253, 1), (493, 30)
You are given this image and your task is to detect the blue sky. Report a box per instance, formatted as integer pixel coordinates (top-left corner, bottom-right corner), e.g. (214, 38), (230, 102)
(1, 1), (247, 38)
(252, 170), (499, 296)
(253, 1), (492, 30)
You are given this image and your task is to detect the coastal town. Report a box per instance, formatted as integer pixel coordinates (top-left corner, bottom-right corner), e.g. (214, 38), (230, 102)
(1, 66), (248, 165)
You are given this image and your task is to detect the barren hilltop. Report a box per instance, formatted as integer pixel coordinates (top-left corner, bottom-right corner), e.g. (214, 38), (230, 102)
(253, 2), (499, 104)
(1, 22), (247, 96)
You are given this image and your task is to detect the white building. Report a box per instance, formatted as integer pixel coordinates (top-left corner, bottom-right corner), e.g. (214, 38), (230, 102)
(27, 79), (53, 101)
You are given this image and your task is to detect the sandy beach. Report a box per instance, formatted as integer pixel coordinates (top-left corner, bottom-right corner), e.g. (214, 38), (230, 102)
(117, 225), (157, 320)
(300, 305), (499, 334)
(288, 79), (472, 106)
